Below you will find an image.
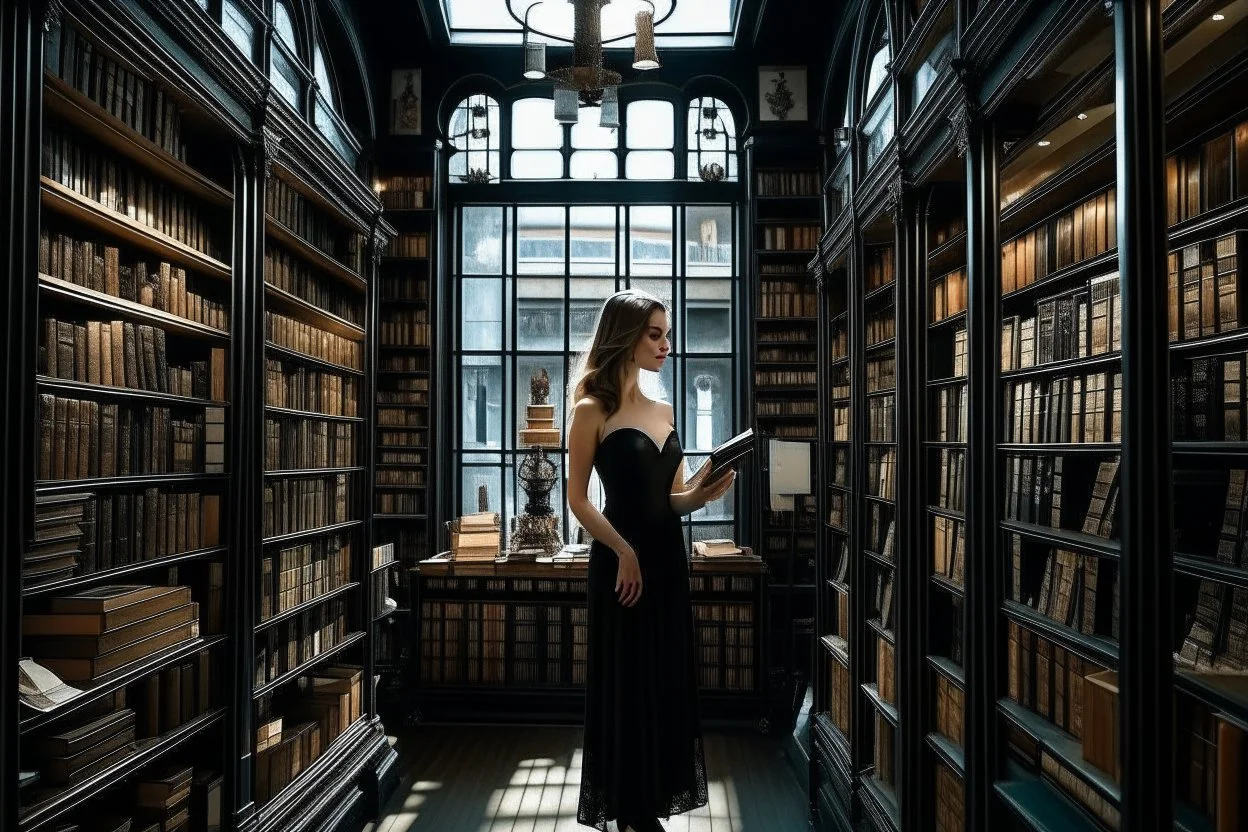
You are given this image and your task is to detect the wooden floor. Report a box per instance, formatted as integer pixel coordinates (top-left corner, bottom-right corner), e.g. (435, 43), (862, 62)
(368, 725), (812, 832)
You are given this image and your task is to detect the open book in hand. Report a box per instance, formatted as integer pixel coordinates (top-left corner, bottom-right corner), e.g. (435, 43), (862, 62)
(689, 428), (755, 488)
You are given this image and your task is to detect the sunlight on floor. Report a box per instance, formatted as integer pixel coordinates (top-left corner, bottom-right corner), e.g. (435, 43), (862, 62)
(378, 747), (747, 832)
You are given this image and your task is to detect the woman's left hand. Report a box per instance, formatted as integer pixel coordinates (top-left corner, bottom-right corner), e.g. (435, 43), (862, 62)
(692, 469), (736, 510)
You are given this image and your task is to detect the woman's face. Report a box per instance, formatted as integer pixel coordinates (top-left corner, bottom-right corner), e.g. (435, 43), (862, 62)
(631, 308), (671, 373)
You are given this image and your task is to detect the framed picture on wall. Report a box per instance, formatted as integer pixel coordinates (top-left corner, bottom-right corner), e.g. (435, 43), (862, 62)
(759, 66), (808, 122)
(390, 68), (422, 135)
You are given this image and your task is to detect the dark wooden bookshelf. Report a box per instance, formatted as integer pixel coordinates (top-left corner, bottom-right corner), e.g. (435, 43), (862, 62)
(2, 6), (398, 832)
(807, 5), (1248, 831)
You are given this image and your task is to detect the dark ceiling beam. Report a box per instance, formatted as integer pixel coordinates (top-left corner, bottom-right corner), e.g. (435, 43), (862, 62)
(418, 0), (447, 47)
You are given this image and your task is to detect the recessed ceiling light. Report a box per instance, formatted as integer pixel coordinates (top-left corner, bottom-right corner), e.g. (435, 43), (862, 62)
(1077, 112), (1088, 120)
(1213, 13), (1226, 20)
(1038, 140), (1052, 147)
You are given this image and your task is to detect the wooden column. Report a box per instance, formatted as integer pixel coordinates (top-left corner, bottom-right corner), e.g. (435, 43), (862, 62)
(0, 0), (42, 827)
(226, 131), (270, 832)
(961, 69), (1002, 832)
(1113, 0), (1173, 828)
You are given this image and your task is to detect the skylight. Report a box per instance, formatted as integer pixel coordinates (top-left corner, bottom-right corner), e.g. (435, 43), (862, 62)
(442, 0), (739, 47)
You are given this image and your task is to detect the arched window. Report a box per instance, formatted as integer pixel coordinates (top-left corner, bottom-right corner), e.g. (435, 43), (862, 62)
(861, 26), (894, 169)
(314, 42), (336, 111)
(625, 99), (675, 180)
(687, 97), (737, 182)
(269, 0), (302, 108)
(864, 34), (891, 106)
(449, 95), (501, 183)
(274, 1), (298, 50)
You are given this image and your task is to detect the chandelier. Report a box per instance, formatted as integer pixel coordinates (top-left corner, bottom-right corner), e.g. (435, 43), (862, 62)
(513, 0), (672, 128)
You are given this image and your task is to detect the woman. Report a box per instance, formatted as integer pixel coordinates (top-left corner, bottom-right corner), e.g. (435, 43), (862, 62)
(568, 289), (737, 832)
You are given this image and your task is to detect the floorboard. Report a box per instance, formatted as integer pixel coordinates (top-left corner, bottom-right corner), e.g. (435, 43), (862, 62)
(370, 726), (811, 832)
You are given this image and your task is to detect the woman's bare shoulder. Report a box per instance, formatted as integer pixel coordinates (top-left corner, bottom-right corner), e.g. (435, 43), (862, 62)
(571, 397), (607, 426)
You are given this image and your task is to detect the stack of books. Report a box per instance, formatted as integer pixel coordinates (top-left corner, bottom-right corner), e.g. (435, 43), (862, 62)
(134, 764), (193, 831)
(29, 706), (136, 787)
(26, 493), (92, 586)
(450, 513), (501, 562)
(24, 585), (199, 682)
(518, 404), (559, 447)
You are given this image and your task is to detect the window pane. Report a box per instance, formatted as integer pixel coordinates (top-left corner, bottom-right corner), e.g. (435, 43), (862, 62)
(573, 105), (619, 149)
(314, 45), (335, 110)
(450, 96), (501, 183)
(461, 463), (503, 516)
(687, 97), (737, 182)
(517, 280), (566, 351)
(511, 150), (564, 179)
(269, 48), (300, 108)
(461, 206), (503, 274)
(685, 205), (733, 277)
(570, 151), (619, 180)
(865, 39), (891, 104)
(512, 98), (562, 149)
(639, 359), (673, 406)
(864, 89), (894, 168)
(274, 1), (298, 51)
(517, 206), (565, 275)
(514, 356), (566, 443)
(629, 278), (674, 310)
(912, 29), (953, 110)
(684, 357), (733, 451)
(629, 206), (673, 276)
(569, 277), (619, 347)
(626, 100), (674, 148)
(222, 0), (255, 61)
(461, 277), (503, 351)
(685, 280), (732, 353)
(569, 206), (617, 276)
(625, 150), (675, 180)
(462, 357), (504, 450)
(690, 521), (736, 546)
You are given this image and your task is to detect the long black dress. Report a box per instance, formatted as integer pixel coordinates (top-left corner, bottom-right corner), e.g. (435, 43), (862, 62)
(577, 426), (709, 830)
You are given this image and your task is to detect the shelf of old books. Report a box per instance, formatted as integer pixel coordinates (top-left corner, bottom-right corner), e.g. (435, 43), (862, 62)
(820, 248), (853, 786)
(990, 55), (1129, 826)
(256, 165), (371, 815)
(859, 239), (900, 827)
(373, 170), (435, 698)
(19, 18), (237, 830)
(1165, 38), (1248, 824)
(924, 188), (969, 822)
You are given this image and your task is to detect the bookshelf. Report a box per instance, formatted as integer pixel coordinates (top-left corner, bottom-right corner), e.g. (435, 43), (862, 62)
(924, 183), (968, 830)
(409, 557), (769, 722)
(809, 2), (1248, 832)
(2, 6), (398, 832)
(372, 167), (438, 713)
(19, 15), (237, 832)
(747, 136), (823, 717)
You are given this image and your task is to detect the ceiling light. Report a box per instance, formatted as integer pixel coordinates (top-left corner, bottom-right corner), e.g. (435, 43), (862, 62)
(1077, 112), (1088, 120)
(1212, 13), (1226, 21)
(519, 0), (666, 114)
(1038, 140), (1052, 147)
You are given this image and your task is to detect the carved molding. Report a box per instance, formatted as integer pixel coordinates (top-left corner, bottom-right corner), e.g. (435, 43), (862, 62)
(260, 128), (283, 180)
(885, 177), (913, 224)
(43, 0), (64, 32)
(948, 58), (980, 159)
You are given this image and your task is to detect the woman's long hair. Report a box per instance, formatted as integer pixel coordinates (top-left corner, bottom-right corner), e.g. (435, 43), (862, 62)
(569, 289), (667, 419)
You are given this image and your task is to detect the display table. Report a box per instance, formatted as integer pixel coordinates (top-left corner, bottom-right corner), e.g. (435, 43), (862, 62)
(408, 552), (769, 725)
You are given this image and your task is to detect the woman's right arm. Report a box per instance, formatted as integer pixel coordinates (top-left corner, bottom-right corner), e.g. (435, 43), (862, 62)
(567, 398), (642, 605)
